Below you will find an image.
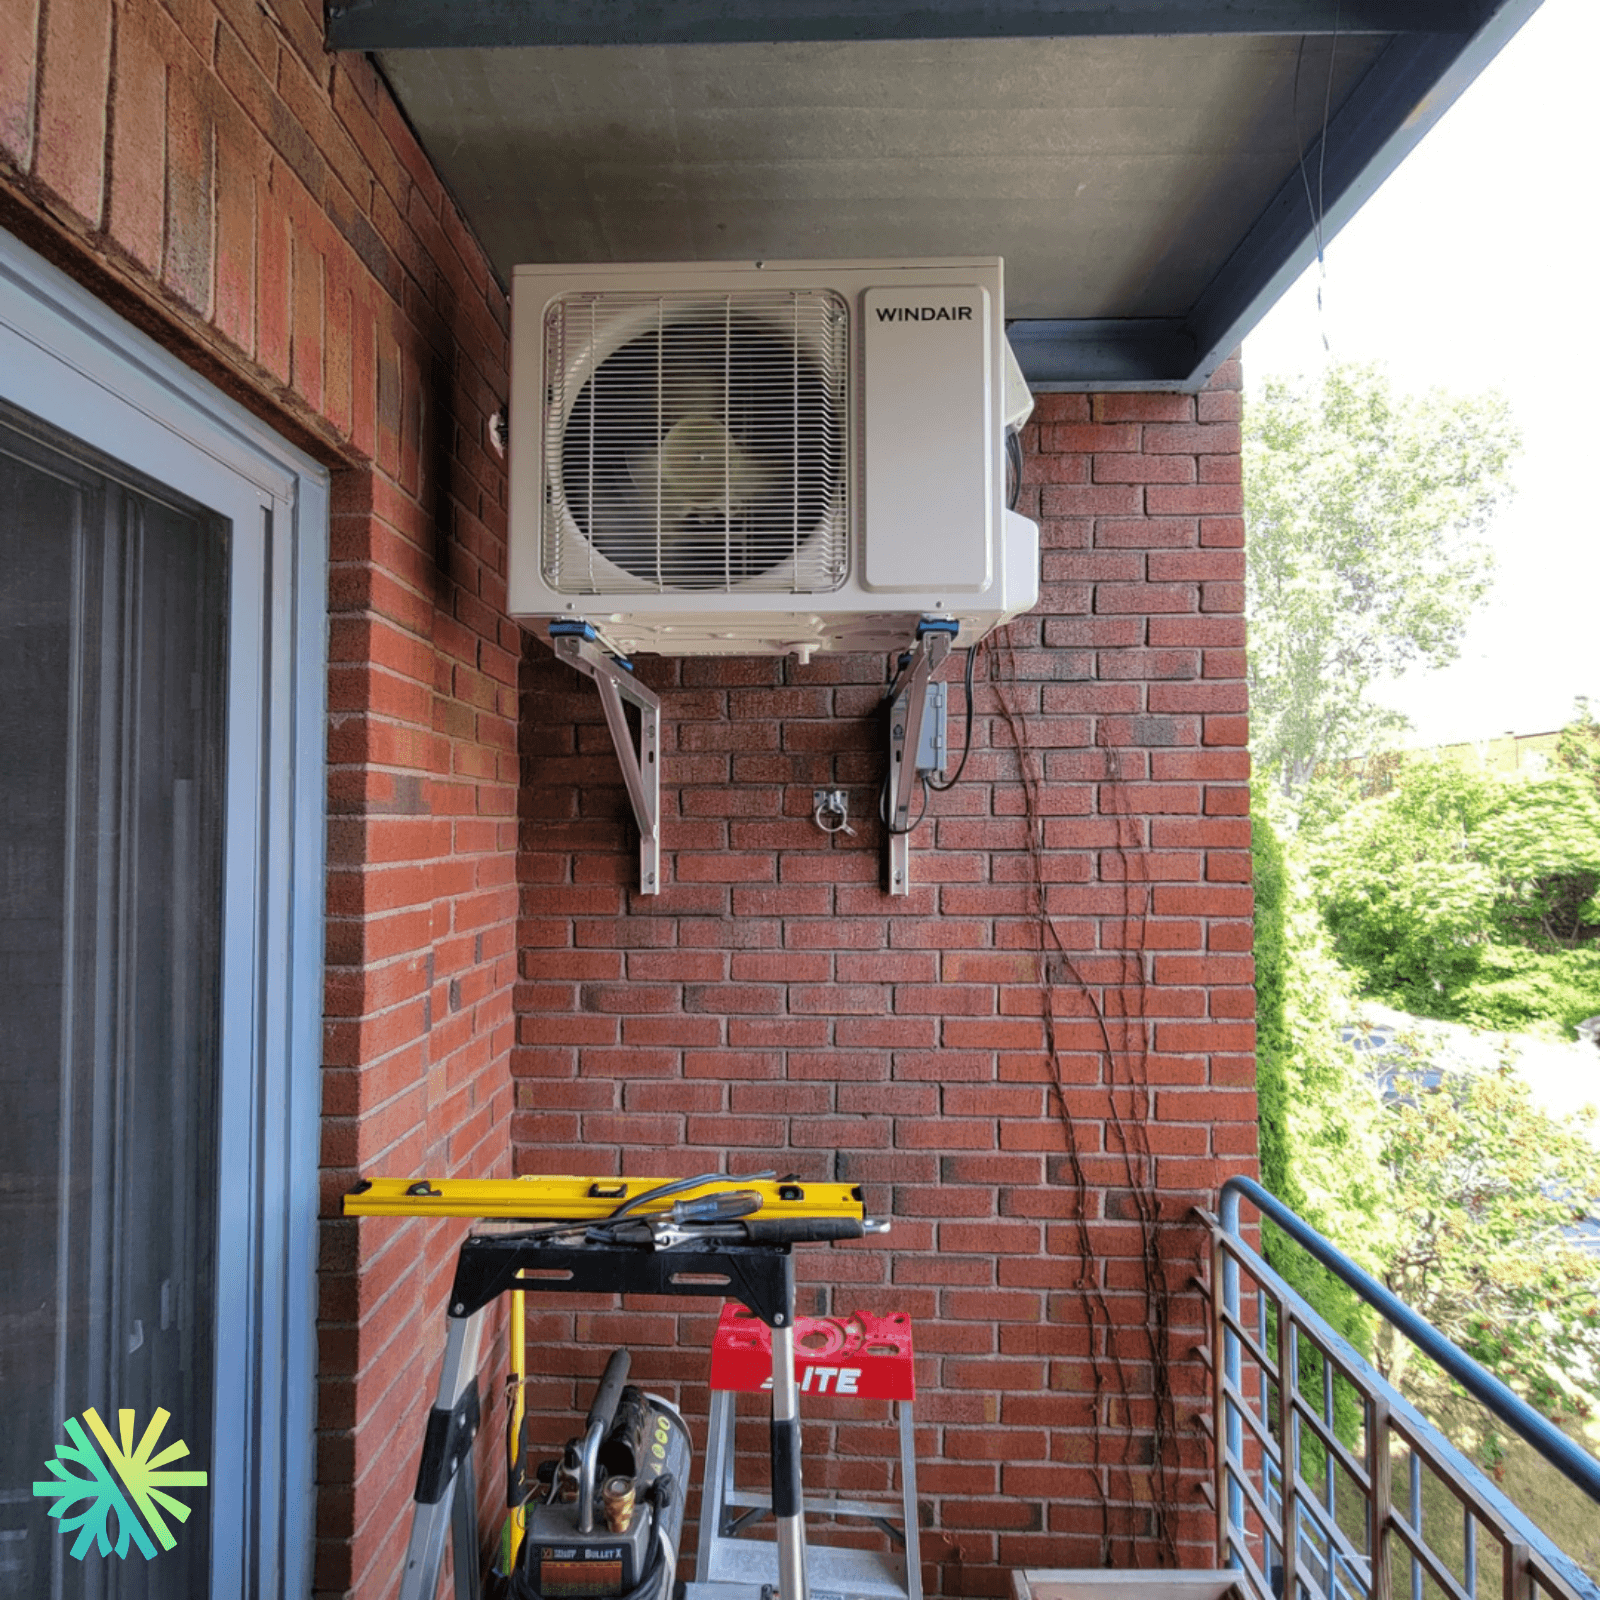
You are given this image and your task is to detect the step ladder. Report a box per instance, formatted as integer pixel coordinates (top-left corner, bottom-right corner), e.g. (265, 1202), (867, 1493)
(691, 1305), (922, 1600)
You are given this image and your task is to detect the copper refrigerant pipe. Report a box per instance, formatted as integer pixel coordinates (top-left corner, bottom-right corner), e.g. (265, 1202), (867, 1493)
(602, 1475), (635, 1533)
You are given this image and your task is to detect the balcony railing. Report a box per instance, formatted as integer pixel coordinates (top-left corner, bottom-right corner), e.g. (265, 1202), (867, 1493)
(1200, 1176), (1600, 1600)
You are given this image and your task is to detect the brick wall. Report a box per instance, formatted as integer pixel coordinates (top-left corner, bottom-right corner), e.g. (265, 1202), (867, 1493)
(4, 0), (1259, 1586)
(514, 372), (1256, 1592)
(0, 2), (518, 1594)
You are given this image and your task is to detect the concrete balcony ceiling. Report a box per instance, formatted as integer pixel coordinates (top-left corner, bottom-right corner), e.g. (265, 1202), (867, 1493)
(325, 0), (1540, 389)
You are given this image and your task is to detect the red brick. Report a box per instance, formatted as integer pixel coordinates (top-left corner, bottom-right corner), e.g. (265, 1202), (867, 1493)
(1148, 682), (1247, 714)
(1200, 580), (1246, 613)
(1094, 517), (1198, 549)
(162, 64), (215, 311)
(1095, 584), (1197, 615)
(1147, 484), (1244, 515)
(1203, 715), (1249, 748)
(1092, 453), (1196, 484)
(105, 3), (173, 271)
(1141, 422), (1241, 454)
(215, 132), (258, 352)
(1041, 422), (1139, 453)
(0, 0), (38, 168)
(34, 0), (112, 220)
(1147, 615), (1246, 648)
(1025, 451), (1091, 484)
(1147, 550), (1244, 582)
(1040, 483), (1145, 517)
(1093, 393), (1194, 423)
(1200, 515), (1246, 547)
(1033, 393), (1091, 423)
(290, 222), (325, 410)
(1198, 387), (1241, 422)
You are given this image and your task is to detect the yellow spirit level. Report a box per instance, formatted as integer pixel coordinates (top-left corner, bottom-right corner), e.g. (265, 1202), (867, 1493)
(342, 1173), (866, 1225)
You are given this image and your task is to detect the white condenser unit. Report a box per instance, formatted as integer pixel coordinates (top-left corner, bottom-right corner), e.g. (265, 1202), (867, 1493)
(507, 258), (1040, 659)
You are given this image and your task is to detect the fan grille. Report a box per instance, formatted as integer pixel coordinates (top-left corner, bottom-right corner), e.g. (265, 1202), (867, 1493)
(542, 291), (849, 595)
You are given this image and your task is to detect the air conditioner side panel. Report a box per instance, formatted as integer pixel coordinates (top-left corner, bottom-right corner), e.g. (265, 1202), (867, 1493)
(507, 271), (551, 619)
(861, 284), (992, 593)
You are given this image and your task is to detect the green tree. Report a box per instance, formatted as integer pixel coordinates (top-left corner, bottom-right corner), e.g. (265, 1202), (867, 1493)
(1555, 696), (1600, 791)
(1473, 768), (1600, 947)
(1379, 1057), (1600, 1418)
(1306, 740), (1600, 1031)
(1310, 757), (1500, 1003)
(1253, 794), (1389, 1358)
(1245, 362), (1519, 792)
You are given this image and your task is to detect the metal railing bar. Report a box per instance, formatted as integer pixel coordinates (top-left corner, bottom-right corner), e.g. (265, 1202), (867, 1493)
(1218, 1301), (1281, 1384)
(1218, 1179), (1600, 1502)
(1507, 1542), (1531, 1600)
(1371, 1394), (1395, 1600)
(1220, 1375), (1282, 1456)
(1208, 1186), (1600, 1600)
(1289, 1388), (1376, 1494)
(1326, 1350), (1340, 1518)
(1224, 1526), (1279, 1600)
(1410, 1436), (1424, 1600)
(1385, 1412), (1517, 1530)
(1529, 1546), (1586, 1600)
(1286, 1494), (1373, 1600)
(1281, 1301), (1302, 1600)
(1260, 1286), (1273, 1453)
(1212, 1226), (1235, 1572)
(1226, 1453), (1288, 1542)
(1388, 1506), (1477, 1600)
(1288, 1545), (1340, 1600)
(1463, 1511), (1477, 1600)
(1287, 1500), (1368, 1600)
(1290, 1313), (1382, 1398)
(1287, 1462), (1378, 1575)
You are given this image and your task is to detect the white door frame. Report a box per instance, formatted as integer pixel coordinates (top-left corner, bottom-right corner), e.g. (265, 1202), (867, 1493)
(0, 226), (327, 1597)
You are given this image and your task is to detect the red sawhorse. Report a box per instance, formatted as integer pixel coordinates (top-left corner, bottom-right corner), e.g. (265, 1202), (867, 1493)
(689, 1306), (921, 1600)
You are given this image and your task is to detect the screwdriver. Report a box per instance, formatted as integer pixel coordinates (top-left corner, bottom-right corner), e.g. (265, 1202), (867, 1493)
(666, 1190), (763, 1223)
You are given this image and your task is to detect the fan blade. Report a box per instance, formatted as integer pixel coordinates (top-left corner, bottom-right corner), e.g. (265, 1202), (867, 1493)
(627, 414), (778, 526)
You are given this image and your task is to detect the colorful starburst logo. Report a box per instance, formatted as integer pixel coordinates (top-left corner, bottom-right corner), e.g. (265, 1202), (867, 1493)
(32, 1408), (207, 1561)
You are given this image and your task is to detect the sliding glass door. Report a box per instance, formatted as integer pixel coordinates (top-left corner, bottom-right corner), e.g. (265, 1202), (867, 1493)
(0, 227), (325, 1597)
(1, 411), (227, 1596)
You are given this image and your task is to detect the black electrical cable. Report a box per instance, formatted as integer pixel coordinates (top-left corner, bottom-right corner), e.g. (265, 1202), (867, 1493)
(499, 1171), (777, 1245)
(927, 643), (979, 792)
(604, 1170), (774, 1222)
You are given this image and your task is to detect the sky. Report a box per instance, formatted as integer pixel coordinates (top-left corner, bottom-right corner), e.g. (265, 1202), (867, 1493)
(1243, 0), (1600, 750)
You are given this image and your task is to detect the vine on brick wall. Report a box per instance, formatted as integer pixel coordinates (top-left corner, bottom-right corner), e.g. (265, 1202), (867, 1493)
(985, 629), (1181, 1566)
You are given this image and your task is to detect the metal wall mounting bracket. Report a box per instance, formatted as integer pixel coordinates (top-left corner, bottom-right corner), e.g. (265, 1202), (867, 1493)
(549, 623), (661, 895)
(883, 619), (957, 896)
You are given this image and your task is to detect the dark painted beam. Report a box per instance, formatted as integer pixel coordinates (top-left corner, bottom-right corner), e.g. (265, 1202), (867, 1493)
(1006, 319), (1198, 392)
(1180, 0), (1542, 388)
(327, 0), (1492, 53)
(1010, 0), (1539, 388)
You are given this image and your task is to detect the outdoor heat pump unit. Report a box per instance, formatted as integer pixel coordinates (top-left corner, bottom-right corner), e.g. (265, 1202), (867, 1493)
(505, 257), (1041, 893)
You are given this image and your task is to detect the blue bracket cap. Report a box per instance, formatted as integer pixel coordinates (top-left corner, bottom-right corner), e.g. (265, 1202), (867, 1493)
(549, 620), (598, 641)
(916, 617), (960, 638)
